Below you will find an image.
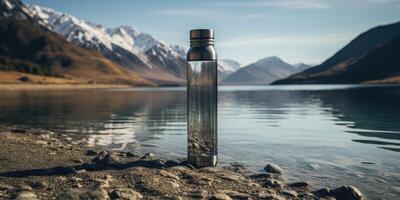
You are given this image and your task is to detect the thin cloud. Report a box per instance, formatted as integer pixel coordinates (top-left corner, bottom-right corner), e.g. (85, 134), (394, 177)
(155, 9), (270, 20)
(219, 33), (354, 48)
(156, 9), (218, 17)
(212, 0), (330, 9)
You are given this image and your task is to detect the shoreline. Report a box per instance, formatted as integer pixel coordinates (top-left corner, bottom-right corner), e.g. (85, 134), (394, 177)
(0, 127), (365, 200)
(0, 84), (133, 91)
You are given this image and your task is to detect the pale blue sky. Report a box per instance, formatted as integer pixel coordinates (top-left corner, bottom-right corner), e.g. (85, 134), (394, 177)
(24, 0), (400, 65)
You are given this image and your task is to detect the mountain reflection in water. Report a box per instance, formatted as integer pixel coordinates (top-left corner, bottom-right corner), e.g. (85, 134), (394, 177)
(0, 85), (399, 199)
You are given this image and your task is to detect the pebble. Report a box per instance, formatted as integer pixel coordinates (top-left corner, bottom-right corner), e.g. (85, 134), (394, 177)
(0, 183), (14, 191)
(159, 170), (180, 180)
(264, 164), (283, 174)
(263, 179), (283, 188)
(189, 190), (208, 198)
(86, 148), (99, 156)
(14, 191), (38, 200)
(18, 185), (33, 191)
(92, 151), (119, 164)
(257, 192), (285, 200)
(34, 140), (48, 146)
(126, 152), (138, 157)
(226, 191), (250, 199)
(141, 152), (155, 159)
(332, 185), (365, 200)
(109, 188), (143, 200)
(209, 193), (233, 200)
(282, 189), (298, 198)
(289, 181), (311, 189)
(57, 188), (108, 200)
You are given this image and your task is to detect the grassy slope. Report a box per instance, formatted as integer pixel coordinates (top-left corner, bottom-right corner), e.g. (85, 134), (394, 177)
(0, 18), (153, 86)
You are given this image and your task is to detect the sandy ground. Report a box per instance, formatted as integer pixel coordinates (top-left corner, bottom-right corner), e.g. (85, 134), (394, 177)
(0, 127), (365, 200)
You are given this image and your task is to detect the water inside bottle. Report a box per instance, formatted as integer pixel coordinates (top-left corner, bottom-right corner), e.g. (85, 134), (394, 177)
(187, 60), (218, 167)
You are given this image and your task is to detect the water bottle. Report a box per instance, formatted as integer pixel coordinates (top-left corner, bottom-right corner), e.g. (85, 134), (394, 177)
(187, 29), (218, 167)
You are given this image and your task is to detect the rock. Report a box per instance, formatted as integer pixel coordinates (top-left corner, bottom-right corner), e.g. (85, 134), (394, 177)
(282, 190), (298, 198)
(257, 192), (285, 200)
(30, 180), (47, 189)
(264, 164), (282, 174)
(0, 183), (14, 191)
(126, 152), (138, 157)
(34, 140), (48, 145)
(11, 128), (27, 134)
(226, 191), (250, 199)
(332, 185), (365, 200)
(57, 188), (109, 200)
(159, 170), (180, 181)
(289, 181), (311, 189)
(141, 152), (155, 159)
(109, 188), (143, 200)
(313, 188), (331, 197)
(189, 190), (208, 198)
(92, 151), (119, 164)
(14, 191), (38, 200)
(209, 193), (233, 200)
(86, 148), (99, 156)
(263, 179), (283, 188)
(18, 185), (33, 191)
(72, 159), (84, 164)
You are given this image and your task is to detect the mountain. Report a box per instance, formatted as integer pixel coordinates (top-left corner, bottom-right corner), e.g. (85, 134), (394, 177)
(0, 0), (151, 85)
(218, 59), (241, 81)
(273, 21), (400, 84)
(293, 63), (313, 73)
(222, 56), (296, 85)
(27, 5), (186, 85)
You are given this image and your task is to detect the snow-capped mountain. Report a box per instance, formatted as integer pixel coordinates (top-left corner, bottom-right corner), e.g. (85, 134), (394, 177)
(27, 5), (187, 84)
(218, 59), (242, 80)
(2, 0), (241, 85)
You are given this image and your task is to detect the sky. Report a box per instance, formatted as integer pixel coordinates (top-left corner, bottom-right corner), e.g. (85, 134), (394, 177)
(23, 0), (400, 65)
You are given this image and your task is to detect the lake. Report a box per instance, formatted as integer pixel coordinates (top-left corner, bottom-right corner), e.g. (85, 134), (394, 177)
(0, 85), (399, 199)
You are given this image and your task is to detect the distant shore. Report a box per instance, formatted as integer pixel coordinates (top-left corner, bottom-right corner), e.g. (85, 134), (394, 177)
(0, 84), (132, 91)
(0, 126), (365, 200)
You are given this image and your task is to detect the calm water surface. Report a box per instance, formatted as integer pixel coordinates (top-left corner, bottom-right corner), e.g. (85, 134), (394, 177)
(1, 85), (400, 199)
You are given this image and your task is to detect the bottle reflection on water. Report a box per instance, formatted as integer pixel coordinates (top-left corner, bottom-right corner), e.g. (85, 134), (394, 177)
(187, 29), (218, 167)
(187, 61), (217, 167)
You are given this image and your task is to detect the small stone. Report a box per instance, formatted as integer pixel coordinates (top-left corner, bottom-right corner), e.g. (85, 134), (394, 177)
(86, 148), (99, 156)
(38, 134), (51, 140)
(126, 152), (138, 157)
(31, 181), (47, 189)
(11, 128), (26, 134)
(332, 185), (365, 200)
(209, 193), (233, 200)
(263, 179), (283, 188)
(72, 159), (84, 164)
(0, 183), (14, 191)
(313, 188), (331, 197)
(57, 188), (108, 200)
(14, 191), (38, 200)
(257, 192), (285, 200)
(75, 169), (87, 174)
(141, 152), (155, 159)
(35, 140), (48, 145)
(18, 185), (33, 191)
(282, 190), (298, 198)
(189, 190), (208, 198)
(289, 181), (311, 189)
(159, 170), (180, 180)
(264, 163), (282, 174)
(109, 188), (143, 200)
(226, 191), (250, 199)
(92, 151), (119, 164)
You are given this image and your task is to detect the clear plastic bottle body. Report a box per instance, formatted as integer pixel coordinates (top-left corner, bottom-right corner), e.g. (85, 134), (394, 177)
(187, 60), (218, 167)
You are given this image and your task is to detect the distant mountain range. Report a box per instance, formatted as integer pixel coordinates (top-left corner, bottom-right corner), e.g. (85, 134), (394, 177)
(273, 21), (400, 84)
(222, 56), (312, 85)
(0, 0), (242, 85)
(2, 0), (398, 86)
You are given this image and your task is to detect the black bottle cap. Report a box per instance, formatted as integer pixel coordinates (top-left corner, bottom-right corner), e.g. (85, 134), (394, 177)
(190, 29), (214, 40)
(190, 29), (214, 46)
